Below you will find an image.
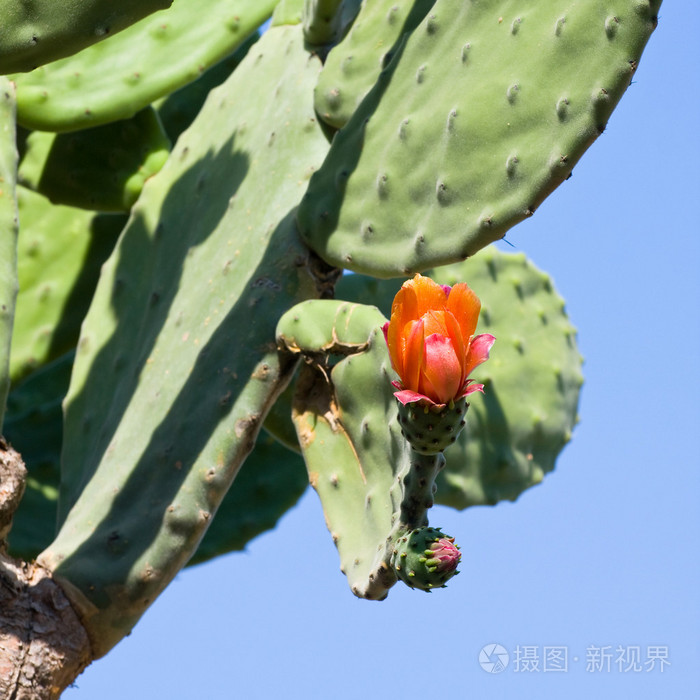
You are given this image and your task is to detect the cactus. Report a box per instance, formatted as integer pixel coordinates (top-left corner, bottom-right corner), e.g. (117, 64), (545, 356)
(0, 0), (661, 694)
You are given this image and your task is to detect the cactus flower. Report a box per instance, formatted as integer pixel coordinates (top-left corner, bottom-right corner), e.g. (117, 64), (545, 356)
(382, 274), (495, 406)
(424, 536), (462, 574)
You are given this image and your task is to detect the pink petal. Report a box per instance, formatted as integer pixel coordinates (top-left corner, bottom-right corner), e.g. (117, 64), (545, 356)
(463, 333), (495, 377)
(393, 389), (439, 406)
(421, 333), (462, 405)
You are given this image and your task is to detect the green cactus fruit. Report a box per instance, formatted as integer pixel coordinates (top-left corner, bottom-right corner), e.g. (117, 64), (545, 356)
(0, 0), (173, 74)
(3, 352), (72, 559)
(11, 0), (278, 132)
(335, 245), (583, 507)
(299, 0), (661, 277)
(314, 0), (435, 129)
(10, 187), (126, 383)
(36, 24), (330, 658)
(155, 32), (259, 144)
(396, 397), (469, 456)
(390, 526), (461, 591)
(278, 300), (407, 599)
(18, 107), (170, 212)
(0, 78), (18, 427)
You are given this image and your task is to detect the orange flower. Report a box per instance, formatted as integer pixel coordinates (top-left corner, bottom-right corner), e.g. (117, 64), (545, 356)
(382, 274), (495, 406)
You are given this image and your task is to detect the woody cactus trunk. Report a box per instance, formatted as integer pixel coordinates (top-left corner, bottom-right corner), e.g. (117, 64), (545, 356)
(0, 0), (660, 696)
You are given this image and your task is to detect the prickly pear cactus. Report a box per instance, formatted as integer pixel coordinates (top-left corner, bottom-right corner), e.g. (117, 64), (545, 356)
(299, 0), (660, 277)
(0, 0), (662, 691)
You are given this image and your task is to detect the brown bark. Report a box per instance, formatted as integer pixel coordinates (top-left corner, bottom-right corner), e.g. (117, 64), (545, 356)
(1, 439), (93, 700)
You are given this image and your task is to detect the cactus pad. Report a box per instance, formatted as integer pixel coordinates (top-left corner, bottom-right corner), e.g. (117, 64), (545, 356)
(37, 24), (330, 657)
(11, 0), (277, 132)
(0, 0), (173, 74)
(278, 300), (408, 599)
(299, 0), (661, 277)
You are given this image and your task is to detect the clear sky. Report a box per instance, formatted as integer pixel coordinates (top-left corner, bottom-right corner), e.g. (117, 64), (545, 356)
(64, 3), (699, 698)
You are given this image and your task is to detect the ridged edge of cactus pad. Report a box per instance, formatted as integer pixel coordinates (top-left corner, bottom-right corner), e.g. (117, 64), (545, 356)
(298, 0), (660, 277)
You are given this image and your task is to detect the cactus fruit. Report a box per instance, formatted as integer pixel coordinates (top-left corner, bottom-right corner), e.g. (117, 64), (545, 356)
(18, 107), (170, 211)
(0, 0), (173, 74)
(298, 0), (661, 277)
(396, 398), (469, 456)
(36, 23), (330, 657)
(390, 526), (461, 591)
(10, 0), (278, 132)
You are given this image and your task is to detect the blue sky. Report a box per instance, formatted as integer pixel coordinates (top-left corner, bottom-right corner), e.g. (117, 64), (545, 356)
(64, 3), (699, 698)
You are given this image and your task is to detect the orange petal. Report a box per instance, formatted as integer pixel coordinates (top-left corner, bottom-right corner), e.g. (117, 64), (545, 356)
(403, 318), (425, 392)
(446, 282), (481, 344)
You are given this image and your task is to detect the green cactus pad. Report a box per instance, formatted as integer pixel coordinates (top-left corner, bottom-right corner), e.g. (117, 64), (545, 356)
(18, 107), (170, 212)
(0, 78), (18, 426)
(10, 187), (125, 383)
(335, 246), (583, 507)
(11, 0), (277, 132)
(314, 0), (435, 129)
(299, 0), (661, 277)
(396, 397), (468, 455)
(0, 0), (173, 74)
(278, 300), (408, 599)
(390, 526), (460, 591)
(3, 352), (72, 559)
(37, 24), (330, 657)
